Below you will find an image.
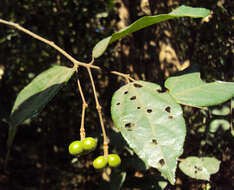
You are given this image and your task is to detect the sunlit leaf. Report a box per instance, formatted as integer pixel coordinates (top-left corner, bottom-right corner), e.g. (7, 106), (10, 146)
(209, 119), (230, 132)
(211, 105), (230, 116)
(111, 80), (186, 184)
(169, 6), (210, 17)
(165, 72), (234, 107)
(179, 157), (221, 181)
(92, 5), (211, 58)
(7, 65), (76, 154)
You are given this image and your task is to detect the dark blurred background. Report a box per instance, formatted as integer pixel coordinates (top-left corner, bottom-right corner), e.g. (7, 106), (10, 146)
(0, 0), (233, 189)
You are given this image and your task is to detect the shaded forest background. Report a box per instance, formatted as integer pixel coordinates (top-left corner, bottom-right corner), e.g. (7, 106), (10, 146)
(0, 0), (233, 189)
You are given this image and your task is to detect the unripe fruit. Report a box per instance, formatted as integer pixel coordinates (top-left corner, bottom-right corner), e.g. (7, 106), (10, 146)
(93, 156), (107, 169)
(108, 154), (121, 167)
(82, 137), (97, 151)
(68, 140), (83, 155)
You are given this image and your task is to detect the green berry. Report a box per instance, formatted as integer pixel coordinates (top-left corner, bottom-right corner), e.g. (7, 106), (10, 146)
(68, 140), (83, 155)
(108, 154), (121, 167)
(82, 137), (97, 151)
(93, 156), (107, 169)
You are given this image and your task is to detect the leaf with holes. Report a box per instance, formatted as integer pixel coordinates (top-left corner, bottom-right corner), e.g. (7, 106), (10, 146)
(7, 65), (76, 157)
(111, 80), (186, 184)
(92, 5), (210, 58)
(179, 157), (221, 181)
(165, 72), (234, 107)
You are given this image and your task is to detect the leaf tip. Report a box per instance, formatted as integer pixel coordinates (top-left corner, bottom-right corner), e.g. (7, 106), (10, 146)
(170, 5), (211, 18)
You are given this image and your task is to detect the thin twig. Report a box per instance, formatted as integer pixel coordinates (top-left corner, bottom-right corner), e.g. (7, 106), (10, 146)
(77, 79), (88, 140)
(87, 67), (109, 158)
(0, 18), (137, 82)
(111, 71), (135, 82)
(0, 18), (138, 162)
(180, 103), (208, 110)
(89, 56), (95, 65)
(0, 18), (99, 70)
(177, 158), (184, 162)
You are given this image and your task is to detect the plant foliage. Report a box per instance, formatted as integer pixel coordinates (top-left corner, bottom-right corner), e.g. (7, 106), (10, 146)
(92, 5), (211, 58)
(179, 157), (221, 181)
(7, 65), (75, 151)
(1, 3), (233, 189)
(111, 80), (186, 184)
(165, 72), (234, 107)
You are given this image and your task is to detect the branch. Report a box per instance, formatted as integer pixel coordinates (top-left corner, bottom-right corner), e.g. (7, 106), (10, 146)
(0, 18), (135, 81)
(0, 18), (99, 70)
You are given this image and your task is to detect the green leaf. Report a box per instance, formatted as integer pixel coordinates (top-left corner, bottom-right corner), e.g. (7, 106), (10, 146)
(179, 157), (221, 181)
(211, 105), (230, 116)
(165, 72), (234, 107)
(169, 5), (211, 17)
(111, 80), (186, 184)
(92, 5), (211, 58)
(7, 65), (75, 151)
(209, 119), (230, 132)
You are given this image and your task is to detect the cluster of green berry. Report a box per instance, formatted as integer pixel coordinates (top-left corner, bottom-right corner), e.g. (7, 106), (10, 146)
(68, 137), (121, 169)
(69, 137), (97, 155)
(93, 154), (121, 169)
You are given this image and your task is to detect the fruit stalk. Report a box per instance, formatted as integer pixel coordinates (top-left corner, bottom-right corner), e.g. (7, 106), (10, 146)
(87, 67), (109, 158)
(77, 79), (88, 140)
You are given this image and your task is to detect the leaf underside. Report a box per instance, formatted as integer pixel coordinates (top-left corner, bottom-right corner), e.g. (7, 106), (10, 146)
(111, 80), (186, 184)
(165, 72), (234, 107)
(92, 5), (211, 58)
(179, 157), (221, 181)
(7, 65), (75, 150)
